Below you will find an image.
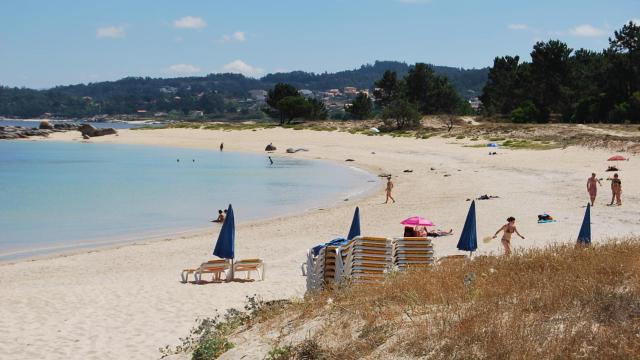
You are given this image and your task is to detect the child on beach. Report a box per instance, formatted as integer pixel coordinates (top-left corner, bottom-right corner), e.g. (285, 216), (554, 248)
(608, 173), (622, 206)
(586, 173), (601, 206)
(493, 217), (525, 256)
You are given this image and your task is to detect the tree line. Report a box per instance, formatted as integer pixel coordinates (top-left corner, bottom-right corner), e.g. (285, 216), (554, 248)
(0, 62), (487, 119)
(481, 21), (640, 123)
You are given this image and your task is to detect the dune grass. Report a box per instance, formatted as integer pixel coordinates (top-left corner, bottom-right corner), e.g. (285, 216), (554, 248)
(260, 240), (640, 359)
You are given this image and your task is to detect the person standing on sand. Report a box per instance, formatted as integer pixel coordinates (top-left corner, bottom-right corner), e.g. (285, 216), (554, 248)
(587, 173), (601, 206)
(385, 176), (395, 204)
(493, 216), (525, 256)
(608, 173), (622, 206)
(220, 142), (224, 151)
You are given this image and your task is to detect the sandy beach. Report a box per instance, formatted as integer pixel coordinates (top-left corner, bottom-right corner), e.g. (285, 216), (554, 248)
(1, 127), (638, 359)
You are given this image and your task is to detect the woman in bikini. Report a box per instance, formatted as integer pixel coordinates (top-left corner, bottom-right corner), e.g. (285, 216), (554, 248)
(493, 216), (525, 256)
(586, 173), (601, 206)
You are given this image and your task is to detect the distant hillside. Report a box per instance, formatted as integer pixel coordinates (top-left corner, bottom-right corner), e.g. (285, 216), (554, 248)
(261, 61), (488, 99)
(53, 61), (487, 100)
(0, 61), (488, 118)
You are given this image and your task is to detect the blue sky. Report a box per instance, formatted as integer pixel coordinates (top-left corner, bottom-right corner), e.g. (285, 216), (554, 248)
(1, 0), (638, 88)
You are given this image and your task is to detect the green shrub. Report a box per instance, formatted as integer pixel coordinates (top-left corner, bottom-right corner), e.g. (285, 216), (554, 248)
(510, 101), (539, 123)
(192, 337), (234, 360)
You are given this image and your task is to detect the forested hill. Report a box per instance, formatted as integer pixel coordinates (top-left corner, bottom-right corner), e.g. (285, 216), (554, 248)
(52, 61), (488, 100)
(260, 61), (488, 98)
(0, 61), (487, 118)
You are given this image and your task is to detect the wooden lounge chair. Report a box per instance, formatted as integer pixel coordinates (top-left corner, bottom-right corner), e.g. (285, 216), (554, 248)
(233, 258), (265, 281)
(180, 259), (231, 283)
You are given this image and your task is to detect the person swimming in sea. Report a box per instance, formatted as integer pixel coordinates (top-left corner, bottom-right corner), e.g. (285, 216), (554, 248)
(268, 156), (274, 165)
(493, 216), (525, 256)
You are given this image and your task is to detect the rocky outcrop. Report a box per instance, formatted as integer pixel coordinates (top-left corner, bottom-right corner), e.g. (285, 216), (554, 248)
(0, 126), (53, 139)
(39, 121), (54, 130)
(53, 123), (80, 130)
(0, 122), (84, 140)
(265, 143), (276, 151)
(78, 124), (117, 137)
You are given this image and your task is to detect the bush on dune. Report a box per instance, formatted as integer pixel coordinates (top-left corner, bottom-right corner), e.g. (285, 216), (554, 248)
(265, 240), (640, 359)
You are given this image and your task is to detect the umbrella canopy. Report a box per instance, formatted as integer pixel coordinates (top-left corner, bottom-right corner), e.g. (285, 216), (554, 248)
(347, 206), (361, 240)
(400, 216), (435, 227)
(608, 155), (627, 161)
(457, 201), (478, 253)
(213, 204), (235, 259)
(487, 143), (499, 148)
(577, 203), (591, 245)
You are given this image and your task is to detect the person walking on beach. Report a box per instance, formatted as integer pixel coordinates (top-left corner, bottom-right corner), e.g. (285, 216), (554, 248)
(493, 216), (525, 256)
(219, 142), (224, 151)
(385, 176), (395, 204)
(608, 173), (622, 206)
(587, 173), (601, 206)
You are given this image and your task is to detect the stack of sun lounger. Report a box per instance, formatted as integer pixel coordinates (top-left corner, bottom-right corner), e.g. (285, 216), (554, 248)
(304, 238), (348, 292)
(392, 237), (435, 270)
(336, 236), (393, 284)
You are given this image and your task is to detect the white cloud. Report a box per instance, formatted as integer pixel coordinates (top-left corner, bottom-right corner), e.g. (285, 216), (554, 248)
(221, 31), (246, 43)
(630, 18), (640, 25)
(96, 26), (125, 39)
(166, 64), (201, 75)
(222, 60), (264, 77)
(569, 24), (605, 37)
(173, 16), (207, 29)
(508, 24), (528, 31)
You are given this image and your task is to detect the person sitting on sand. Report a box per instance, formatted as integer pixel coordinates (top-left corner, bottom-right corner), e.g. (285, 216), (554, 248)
(404, 226), (415, 237)
(608, 173), (622, 206)
(493, 216), (525, 256)
(586, 173), (601, 206)
(212, 210), (225, 223)
(385, 176), (396, 204)
(414, 226), (428, 237)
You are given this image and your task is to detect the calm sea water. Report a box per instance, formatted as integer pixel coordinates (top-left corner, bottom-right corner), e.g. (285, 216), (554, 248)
(0, 141), (375, 260)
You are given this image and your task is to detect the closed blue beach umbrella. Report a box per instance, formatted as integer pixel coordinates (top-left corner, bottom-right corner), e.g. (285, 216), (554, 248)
(457, 201), (478, 254)
(213, 204), (235, 259)
(577, 203), (591, 245)
(347, 206), (361, 240)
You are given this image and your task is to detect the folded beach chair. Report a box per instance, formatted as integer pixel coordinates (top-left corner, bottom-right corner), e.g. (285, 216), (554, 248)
(305, 238), (350, 292)
(392, 237), (435, 270)
(233, 258), (265, 281)
(181, 259), (231, 283)
(337, 236), (393, 285)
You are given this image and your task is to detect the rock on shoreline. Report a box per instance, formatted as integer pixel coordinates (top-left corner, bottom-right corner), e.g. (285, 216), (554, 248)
(0, 123), (117, 140)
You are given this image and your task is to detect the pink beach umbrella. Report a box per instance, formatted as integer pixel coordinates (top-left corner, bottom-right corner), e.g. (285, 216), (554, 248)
(607, 155), (627, 161)
(400, 216), (435, 227)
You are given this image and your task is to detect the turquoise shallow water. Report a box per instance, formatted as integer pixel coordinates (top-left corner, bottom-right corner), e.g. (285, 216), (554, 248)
(0, 141), (375, 260)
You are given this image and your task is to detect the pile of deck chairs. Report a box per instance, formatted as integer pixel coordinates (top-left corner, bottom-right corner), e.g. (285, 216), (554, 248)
(304, 236), (435, 291)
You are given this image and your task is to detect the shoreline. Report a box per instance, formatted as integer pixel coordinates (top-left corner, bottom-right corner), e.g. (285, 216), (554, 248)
(2, 127), (638, 360)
